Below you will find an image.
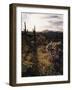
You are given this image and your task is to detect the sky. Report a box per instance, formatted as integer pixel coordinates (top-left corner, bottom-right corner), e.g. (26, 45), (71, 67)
(21, 13), (63, 32)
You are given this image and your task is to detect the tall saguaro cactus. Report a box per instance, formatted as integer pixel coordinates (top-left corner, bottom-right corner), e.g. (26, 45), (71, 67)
(32, 26), (39, 75)
(33, 26), (36, 40)
(24, 22), (26, 33)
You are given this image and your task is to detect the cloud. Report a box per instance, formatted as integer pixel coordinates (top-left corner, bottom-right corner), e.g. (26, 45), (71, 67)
(41, 13), (63, 19)
(49, 21), (63, 25)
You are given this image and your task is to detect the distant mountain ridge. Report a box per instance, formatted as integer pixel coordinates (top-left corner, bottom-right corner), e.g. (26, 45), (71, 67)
(41, 30), (63, 33)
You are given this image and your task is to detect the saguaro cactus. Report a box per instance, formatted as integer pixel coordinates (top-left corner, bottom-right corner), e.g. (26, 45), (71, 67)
(24, 22), (27, 33)
(31, 26), (39, 75)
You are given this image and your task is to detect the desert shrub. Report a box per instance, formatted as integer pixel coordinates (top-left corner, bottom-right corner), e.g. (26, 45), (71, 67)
(46, 64), (56, 75)
(22, 31), (63, 76)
